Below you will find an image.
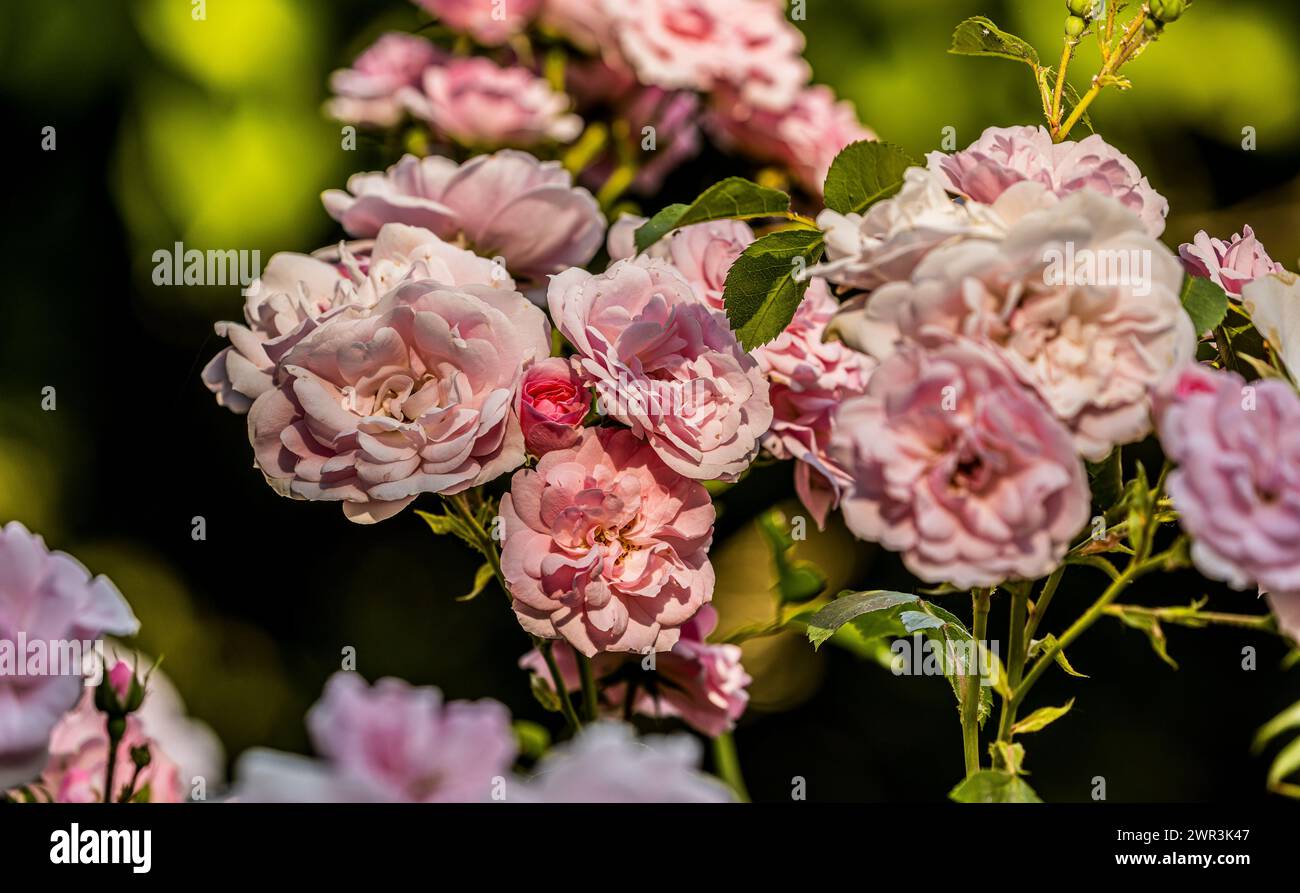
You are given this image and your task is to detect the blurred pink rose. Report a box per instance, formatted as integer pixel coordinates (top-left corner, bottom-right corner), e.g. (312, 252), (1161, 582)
(14, 674), (192, 803)
(415, 0), (542, 45)
(520, 604), (751, 736)
(542, 0), (619, 53)
(512, 720), (734, 802)
(402, 58), (582, 147)
(833, 188), (1194, 461)
(322, 151), (605, 282)
(605, 0), (809, 110)
(500, 427), (716, 656)
(707, 84), (875, 194)
(549, 259), (772, 480)
(1155, 365), (1300, 601)
(237, 673), (516, 802)
(517, 356), (590, 456)
(812, 167), (1014, 292)
(606, 215), (753, 310)
(327, 32), (441, 127)
(0, 522), (138, 790)
(1179, 225), (1285, 298)
(247, 278), (550, 523)
(927, 125), (1169, 237)
(753, 285), (876, 528)
(1271, 593), (1300, 643)
(204, 224), (512, 415)
(830, 338), (1089, 588)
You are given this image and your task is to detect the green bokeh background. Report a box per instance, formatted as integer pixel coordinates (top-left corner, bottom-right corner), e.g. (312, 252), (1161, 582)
(2, 0), (1298, 800)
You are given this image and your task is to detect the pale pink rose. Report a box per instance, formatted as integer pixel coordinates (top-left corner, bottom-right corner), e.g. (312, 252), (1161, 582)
(500, 427), (716, 656)
(0, 523), (138, 790)
(1179, 225), (1285, 298)
(830, 338), (1090, 588)
(520, 604), (751, 736)
(511, 720), (734, 802)
(604, 0), (809, 110)
(247, 278), (550, 523)
(706, 84), (875, 194)
(322, 151), (605, 282)
(326, 32), (441, 127)
(415, 0), (542, 46)
(1154, 364), (1300, 598)
(927, 125), (1169, 237)
(1241, 271), (1300, 383)
(1271, 593), (1300, 643)
(836, 188), (1195, 461)
(517, 357), (590, 456)
(541, 0), (620, 53)
(753, 285), (876, 528)
(15, 686), (184, 803)
(606, 216), (754, 310)
(237, 673), (516, 802)
(204, 225), (513, 415)
(402, 58), (582, 148)
(811, 167), (1015, 292)
(549, 259), (773, 480)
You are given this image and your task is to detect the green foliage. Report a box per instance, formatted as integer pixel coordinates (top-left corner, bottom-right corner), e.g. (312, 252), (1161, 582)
(634, 178), (790, 253)
(723, 229), (825, 349)
(1011, 699), (1076, 735)
(1255, 695), (1300, 798)
(950, 769), (1043, 803)
(1181, 274), (1230, 336)
(822, 140), (915, 215)
(949, 16), (1041, 68)
(756, 508), (829, 605)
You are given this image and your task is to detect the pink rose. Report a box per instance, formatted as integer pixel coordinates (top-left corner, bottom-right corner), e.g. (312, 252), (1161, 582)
(500, 427), (716, 656)
(927, 125), (1169, 237)
(541, 0), (619, 53)
(512, 720), (734, 802)
(604, 0), (809, 110)
(322, 151), (605, 283)
(830, 338), (1090, 588)
(1179, 225), (1285, 298)
(707, 84), (875, 194)
(237, 673), (516, 802)
(811, 167), (1014, 292)
(1154, 364), (1300, 598)
(520, 604), (751, 736)
(606, 215), (753, 311)
(1271, 593), (1300, 643)
(835, 188), (1195, 461)
(415, 0), (542, 46)
(326, 32), (441, 127)
(247, 278), (550, 523)
(549, 259), (772, 480)
(753, 285), (876, 529)
(0, 522), (138, 790)
(402, 58), (582, 148)
(517, 357), (590, 456)
(204, 224), (513, 415)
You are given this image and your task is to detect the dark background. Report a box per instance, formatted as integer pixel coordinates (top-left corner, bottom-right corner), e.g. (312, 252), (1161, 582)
(2, 0), (1298, 801)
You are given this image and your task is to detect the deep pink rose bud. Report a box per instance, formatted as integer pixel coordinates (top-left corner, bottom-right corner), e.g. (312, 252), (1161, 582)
(517, 358), (590, 456)
(108, 662), (133, 702)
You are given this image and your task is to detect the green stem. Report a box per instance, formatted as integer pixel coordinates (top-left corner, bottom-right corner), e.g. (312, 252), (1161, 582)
(577, 653), (600, 721)
(1103, 604), (1277, 631)
(712, 732), (751, 802)
(596, 161), (638, 211)
(995, 584), (1030, 742)
(103, 718), (125, 803)
(1024, 566), (1065, 645)
(961, 589), (992, 778)
(540, 641), (582, 734)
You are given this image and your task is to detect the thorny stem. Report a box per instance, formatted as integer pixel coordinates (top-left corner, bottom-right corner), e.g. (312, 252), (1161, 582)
(1050, 39), (1077, 129)
(577, 652), (600, 721)
(1054, 7), (1150, 142)
(1103, 604), (1277, 632)
(995, 583), (1031, 743)
(540, 641), (582, 734)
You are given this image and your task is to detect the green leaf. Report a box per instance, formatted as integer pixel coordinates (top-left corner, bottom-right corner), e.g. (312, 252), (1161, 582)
(806, 590), (919, 649)
(950, 769), (1043, 803)
(1112, 608), (1179, 669)
(1011, 698), (1076, 735)
(529, 672), (562, 713)
(457, 562), (496, 602)
(1268, 737), (1300, 789)
(1086, 446), (1123, 513)
(723, 228), (825, 349)
(1029, 634), (1088, 678)
(1254, 698), (1300, 752)
(512, 720), (552, 759)
(949, 16), (1040, 68)
(822, 140), (916, 215)
(634, 178), (790, 253)
(1181, 274), (1230, 336)
(755, 508), (828, 604)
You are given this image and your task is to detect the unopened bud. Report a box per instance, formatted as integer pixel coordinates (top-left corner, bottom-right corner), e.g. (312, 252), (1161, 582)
(1149, 0), (1184, 23)
(1065, 15), (1086, 38)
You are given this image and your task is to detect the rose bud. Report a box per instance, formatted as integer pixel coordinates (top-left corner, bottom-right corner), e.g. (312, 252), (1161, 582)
(517, 357), (590, 456)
